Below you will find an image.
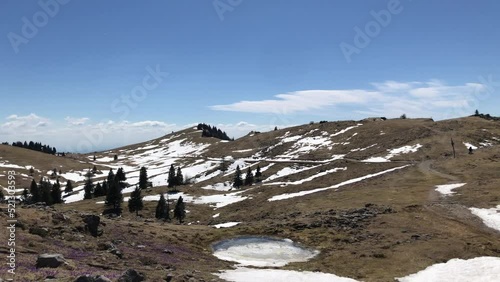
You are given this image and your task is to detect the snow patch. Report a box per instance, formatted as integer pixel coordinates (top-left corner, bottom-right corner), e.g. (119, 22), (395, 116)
(435, 183), (466, 196)
(470, 205), (500, 232)
(269, 165), (410, 201)
(396, 257), (500, 282)
(216, 267), (359, 282)
(213, 222), (240, 228)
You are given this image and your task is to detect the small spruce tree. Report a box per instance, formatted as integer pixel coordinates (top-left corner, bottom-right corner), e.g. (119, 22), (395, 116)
(155, 194), (170, 221)
(83, 174), (94, 200)
(255, 165), (262, 183)
(176, 167), (183, 186)
(65, 180), (73, 193)
(128, 186), (144, 216)
(139, 167), (149, 189)
(244, 167), (254, 186)
(30, 179), (40, 203)
(173, 196), (186, 224)
(51, 178), (63, 204)
(105, 178), (123, 214)
(233, 165), (243, 188)
(107, 169), (115, 184)
(168, 165), (176, 188)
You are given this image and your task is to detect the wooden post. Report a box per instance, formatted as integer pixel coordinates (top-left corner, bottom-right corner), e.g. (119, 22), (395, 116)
(451, 138), (456, 158)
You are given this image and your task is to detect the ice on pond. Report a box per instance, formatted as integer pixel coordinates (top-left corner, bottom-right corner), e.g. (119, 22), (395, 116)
(212, 236), (319, 267)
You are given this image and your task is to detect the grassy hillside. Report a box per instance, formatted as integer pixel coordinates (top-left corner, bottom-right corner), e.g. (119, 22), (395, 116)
(0, 117), (499, 281)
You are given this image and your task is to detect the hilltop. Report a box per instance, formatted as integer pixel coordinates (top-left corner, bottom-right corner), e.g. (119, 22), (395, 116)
(0, 116), (499, 281)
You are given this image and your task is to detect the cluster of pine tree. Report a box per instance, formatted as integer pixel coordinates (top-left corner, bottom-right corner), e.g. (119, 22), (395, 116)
(154, 194), (185, 223)
(26, 178), (63, 205)
(11, 141), (57, 155)
(168, 165), (184, 189)
(104, 168), (127, 215)
(197, 123), (232, 141)
(233, 165), (263, 188)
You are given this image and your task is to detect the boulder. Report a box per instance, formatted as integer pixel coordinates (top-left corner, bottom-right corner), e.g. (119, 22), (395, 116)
(83, 215), (103, 237)
(36, 254), (67, 268)
(74, 275), (111, 282)
(52, 212), (70, 224)
(95, 276), (112, 282)
(118, 269), (145, 282)
(30, 227), (49, 238)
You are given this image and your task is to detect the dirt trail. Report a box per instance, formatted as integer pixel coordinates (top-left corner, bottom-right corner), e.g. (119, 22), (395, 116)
(417, 160), (494, 234)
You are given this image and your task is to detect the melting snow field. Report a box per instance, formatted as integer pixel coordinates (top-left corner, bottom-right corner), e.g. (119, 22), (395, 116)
(212, 237), (319, 267)
(216, 267), (359, 282)
(268, 165), (410, 201)
(470, 205), (500, 232)
(363, 144), (422, 163)
(397, 257), (500, 282)
(435, 183), (466, 196)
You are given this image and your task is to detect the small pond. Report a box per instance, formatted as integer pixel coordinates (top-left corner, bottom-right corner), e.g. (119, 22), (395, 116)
(212, 236), (319, 267)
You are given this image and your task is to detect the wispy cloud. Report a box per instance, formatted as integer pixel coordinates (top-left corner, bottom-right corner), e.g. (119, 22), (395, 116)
(65, 116), (90, 126)
(211, 80), (487, 119)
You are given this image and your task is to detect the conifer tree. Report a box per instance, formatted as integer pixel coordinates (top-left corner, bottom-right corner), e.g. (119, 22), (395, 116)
(83, 174), (94, 200)
(176, 167), (183, 186)
(173, 196), (186, 224)
(94, 182), (105, 197)
(128, 186), (143, 216)
(65, 180), (73, 193)
(115, 167), (126, 182)
(30, 179), (40, 203)
(51, 178), (63, 204)
(105, 178), (123, 214)
(244, 167), (254, 186)
(139, 167), (149, 189)
(155, 194), (170, 221)
(233, 165), (243, 188)
(255, 165), (262, 183)
(107, 169), (115, 184)
(101, 180), (108, 196)
(0, 189), (4, 201)
(168, 165), (176, 188)
(40, 180), (53, 205)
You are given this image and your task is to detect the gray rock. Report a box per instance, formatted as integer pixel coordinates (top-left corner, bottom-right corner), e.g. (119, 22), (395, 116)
(83, 215), (103, 237)
(95, 276), (112, 282)
(74, 275), (94, 282)
(36, 254), (67, 268)
(118, 269), (145, 282)
(74, 275), (111, 282)
(30, 227), (49, 238)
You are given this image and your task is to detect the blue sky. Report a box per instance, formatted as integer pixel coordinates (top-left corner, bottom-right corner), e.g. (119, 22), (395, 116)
(1, 0), (499, 152)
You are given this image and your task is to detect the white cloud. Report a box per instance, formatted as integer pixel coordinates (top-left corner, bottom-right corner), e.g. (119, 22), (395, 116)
(1, 113), (51, 135)
(211, 90), (381, 114)
(65, 117), (90, 126)
(211, 80), (487, 119)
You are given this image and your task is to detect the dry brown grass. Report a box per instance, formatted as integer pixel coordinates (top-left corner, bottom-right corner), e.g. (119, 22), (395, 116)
(0, 117), (499, 281)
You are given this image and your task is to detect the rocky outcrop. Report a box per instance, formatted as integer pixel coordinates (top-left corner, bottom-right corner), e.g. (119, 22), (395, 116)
(36, 254), (68, 268)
